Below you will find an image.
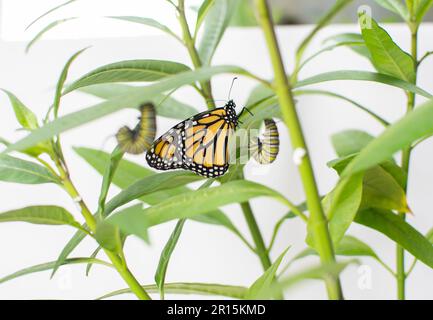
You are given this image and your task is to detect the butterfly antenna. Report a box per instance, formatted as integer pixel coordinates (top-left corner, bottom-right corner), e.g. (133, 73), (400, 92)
(228, 77), (238, 100)
(245, 107), (254, 116)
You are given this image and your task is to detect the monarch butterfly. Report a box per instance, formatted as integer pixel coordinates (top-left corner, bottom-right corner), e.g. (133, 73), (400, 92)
(116, 103), (157, 155)
(249, 118), (280, 164)
(146, 99), (250, 178)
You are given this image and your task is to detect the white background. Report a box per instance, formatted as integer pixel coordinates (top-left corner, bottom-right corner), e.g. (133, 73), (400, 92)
(0, 1), (433, 300)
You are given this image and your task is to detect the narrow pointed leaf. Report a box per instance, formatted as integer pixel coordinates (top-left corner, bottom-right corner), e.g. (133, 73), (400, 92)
(26, 18), (77, 53)
(97, 282), (247, 300)
(195, 0), (216, 36)
(198, 0), (237, 65)
(0, 258), (112, 285)
(54, 47), (89, 117)
(0, 155), (60, 184)
(277, 261), (355, 293)
(2, 90), (38, 130)
(0, 205), (81, 228)
(246, 248), (289, 299)
(155, 179), (214, 299)
(108, 180), (290, 241)
(104, 171), (204, 216)
(324, 33), (371, 60)
(355, 208), (433, 269)
(64, 60), (192, 94)
(415, 0), (433, 22)
(78, 84), (198, 120)
(155, 219), (186, 299)
(372, 0), (410, 21)
(26, 0), (78, 30)
(332, 130), (374, 157)
(108, 16), (181, 41)
(294, 70), (431, 98)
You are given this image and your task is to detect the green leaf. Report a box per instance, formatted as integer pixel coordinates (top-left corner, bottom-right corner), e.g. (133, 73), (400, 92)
(0, 155), (60, 184)
(332, 130), (374, 157)
(0, 205), (81, 228)
(416, 0), (433, 22)
(276, 261), (355, 296)
(85, 246), (102, 276)
(330, 155), (409, 213)
(355, 208), (433, 269)
(96, 147), (124, 216)
(104, 171), (204, 216)
(4, 65), (244, 154)
(155, 179), (214, 299)
(324, 33), (372, 60)
(294, 70), (431, 98)
(195, 0), (216, 37)
(427, 227), (433, 243)
(2, 89), (38, 130)
(361, 166), (410, 212)
(325, 173), (364, 245)
(78, 84), (198, 120)
(94, 221), (122, 253)
(329, 155), (409, 212)
(295, 90), (389, 127)
(53, 47), (89, 118)
(295, 0), (353, 63)
(295, 236), (379, 261)
(335, 235), (379, 258)
(359, 13), (415, 83)
(64, 60), (192, 94)
(342, 99), (433, 177)
(198, 0), (237, 65)
(155, 219), (186, 299)
(26, 0), (78, 30)
(0, 137), (10, 147)
(97, 282), (247, 300)
(0, 258), (112, 285)
(245, 247), (289, 299)
(372, 0), (410, 21)
(108, 180), (290, 241)
(108, 16), (181, 42)
(26, 18), (77, 53)
(50, 229), (87, 278)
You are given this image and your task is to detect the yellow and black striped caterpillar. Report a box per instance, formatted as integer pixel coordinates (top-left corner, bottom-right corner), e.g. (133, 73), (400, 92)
(116, 103), (157, 155)
(249, 118), (280, 164)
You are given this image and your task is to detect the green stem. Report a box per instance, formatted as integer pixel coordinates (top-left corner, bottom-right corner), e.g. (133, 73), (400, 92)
(240, 201), (271, 270)
(240, 199), (284, 300)
(255, 0), (343, 300)
(57, 164), (151, 300)
(178, 0), (215, 109)
(396, 25), (418, 301)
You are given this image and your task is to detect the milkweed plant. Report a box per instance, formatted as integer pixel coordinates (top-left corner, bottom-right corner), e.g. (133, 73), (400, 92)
(1, 0), (433, 300)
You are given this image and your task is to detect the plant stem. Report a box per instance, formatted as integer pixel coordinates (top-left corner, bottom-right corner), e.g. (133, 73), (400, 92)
(56, 163), (151, 300)
(255, 0), (343, 300)
(396, 24), (419, 301)
(177, 0), (215, 109)
(240, 202), (271, 270)
(239, 198), (284, 300)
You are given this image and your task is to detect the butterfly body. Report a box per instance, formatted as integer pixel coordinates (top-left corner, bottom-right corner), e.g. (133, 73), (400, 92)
(146, 100), (239, 178)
